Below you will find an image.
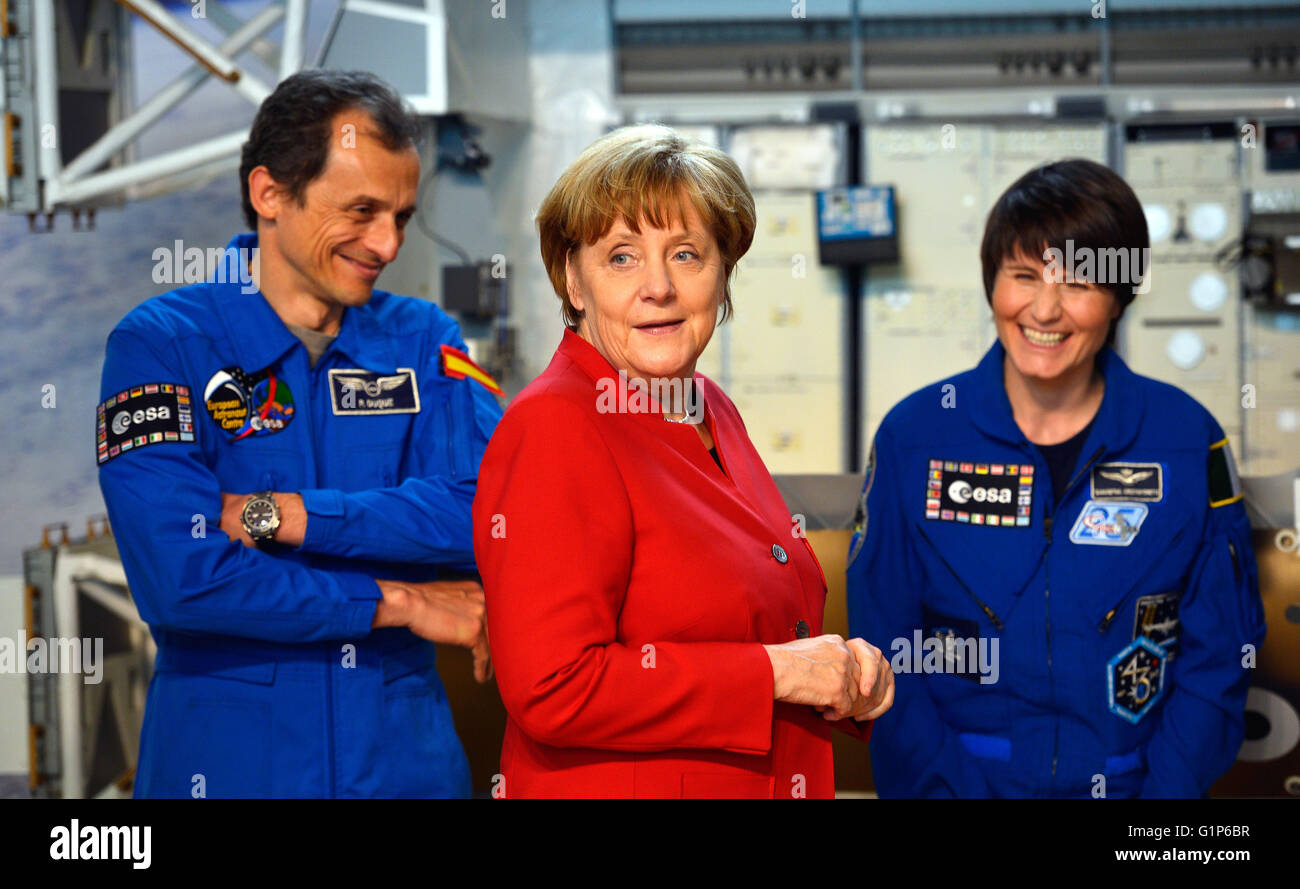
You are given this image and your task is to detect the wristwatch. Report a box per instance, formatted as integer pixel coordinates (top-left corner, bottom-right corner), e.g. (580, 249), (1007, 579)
(240, 491), (281, 543)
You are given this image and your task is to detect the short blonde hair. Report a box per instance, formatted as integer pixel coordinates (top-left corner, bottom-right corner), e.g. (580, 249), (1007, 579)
(536, 124), (756, 328)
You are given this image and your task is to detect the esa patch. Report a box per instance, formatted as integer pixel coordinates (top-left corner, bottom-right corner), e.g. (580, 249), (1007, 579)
(203, 366), (294, 441)
(925, 459), (1033, 528)
(847, 442), (875, 567)
(1133, 591), (1180, 658)
(1207, 437), (1242, 508)
(97, 383), (193, 464)
(1068, 500), (1148, 546)
(1107, 637), (1167, 724)
(328, 368), (420, 415)
(1091, 462), (1162, 502)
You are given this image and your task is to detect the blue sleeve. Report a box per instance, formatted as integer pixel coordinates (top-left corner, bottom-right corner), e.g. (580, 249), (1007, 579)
(295, 322), (503, 568)
(1139, 482), (1266, 798)
(98, 328), (382, 643)
(846, 424), (994, 798)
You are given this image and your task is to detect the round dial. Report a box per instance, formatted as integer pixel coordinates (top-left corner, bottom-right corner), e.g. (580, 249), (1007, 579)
(242, 495), (279, 539)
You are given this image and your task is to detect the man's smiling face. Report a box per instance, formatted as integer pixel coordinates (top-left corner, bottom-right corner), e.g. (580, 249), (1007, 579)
(264, 108), (419, 310)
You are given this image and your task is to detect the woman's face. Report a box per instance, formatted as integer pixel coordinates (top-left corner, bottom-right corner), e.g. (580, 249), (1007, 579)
(992, 248), (1120, 384)
(565, 200), (723, 383)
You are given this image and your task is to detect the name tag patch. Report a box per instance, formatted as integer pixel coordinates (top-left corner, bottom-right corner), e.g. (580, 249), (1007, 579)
(1069, 500), (1148, 546)
(1107, 637), (1167, 724)
(1091, 461), (1163, 502)
(925, 459), (1034, 528)
(97, 383), (193, 464)
(328, 368), (420, 415)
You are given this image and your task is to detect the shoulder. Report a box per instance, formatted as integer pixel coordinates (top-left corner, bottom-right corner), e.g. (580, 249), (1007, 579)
(875, 364), (982, 449)
(109, 282), (222, 346)
(502, 352), (602, 428)
(1126, 367), (1227, 447)
(362, 290), (464, 346)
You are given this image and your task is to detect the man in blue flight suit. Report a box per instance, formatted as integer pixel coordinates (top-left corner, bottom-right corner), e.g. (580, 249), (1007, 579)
(96, 71), (503, 798)
(846, 159), (1266, 798)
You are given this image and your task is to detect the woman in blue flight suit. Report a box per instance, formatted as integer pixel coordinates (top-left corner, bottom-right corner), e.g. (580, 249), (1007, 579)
(846, 159), (1266, 798)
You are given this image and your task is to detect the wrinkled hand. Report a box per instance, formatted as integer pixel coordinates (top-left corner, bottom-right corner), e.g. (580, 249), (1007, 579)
(763, 634), (862, 720)
(841, 638), (894, 722)
(374, 579), (492, 683)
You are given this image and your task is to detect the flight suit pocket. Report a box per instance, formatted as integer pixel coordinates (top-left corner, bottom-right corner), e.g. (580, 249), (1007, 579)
(380, 640), (470, 797)
(149, 651), (275, 797)
(346, 442), (404, 490)
(1103, 748), (1146, 797)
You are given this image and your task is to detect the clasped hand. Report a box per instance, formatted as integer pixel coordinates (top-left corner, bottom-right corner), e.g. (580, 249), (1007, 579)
(764, 634), (895, 722)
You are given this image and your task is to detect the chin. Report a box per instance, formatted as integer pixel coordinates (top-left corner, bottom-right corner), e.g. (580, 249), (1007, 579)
(334, 284), (375, 306)
(635, 348), (695, 379)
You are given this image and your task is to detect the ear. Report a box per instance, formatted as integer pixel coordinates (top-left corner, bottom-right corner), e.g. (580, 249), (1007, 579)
(564, 250), (584, 314)
(247, 166), (283, 223)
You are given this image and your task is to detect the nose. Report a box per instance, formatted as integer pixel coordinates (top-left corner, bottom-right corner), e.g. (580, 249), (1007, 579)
(363, 217), (403, 265)
(1028, 281), (1064, 326)
(639, 253), (675, 303)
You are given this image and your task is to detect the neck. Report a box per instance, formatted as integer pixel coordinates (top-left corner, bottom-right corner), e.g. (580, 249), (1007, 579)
(254, 228), (345, 335)
(1003, 350), (1104, 445)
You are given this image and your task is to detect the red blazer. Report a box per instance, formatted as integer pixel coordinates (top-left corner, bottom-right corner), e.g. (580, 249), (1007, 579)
(473, 329), (869, 798)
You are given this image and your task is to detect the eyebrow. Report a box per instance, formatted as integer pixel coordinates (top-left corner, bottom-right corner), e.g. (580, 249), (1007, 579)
(349, 195), (416, 216)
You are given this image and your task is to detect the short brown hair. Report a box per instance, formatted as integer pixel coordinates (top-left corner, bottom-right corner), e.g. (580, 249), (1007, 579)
(239, 70), (420, 231)
(536, 125), (756, 328)
(980, 158), (1149, 345)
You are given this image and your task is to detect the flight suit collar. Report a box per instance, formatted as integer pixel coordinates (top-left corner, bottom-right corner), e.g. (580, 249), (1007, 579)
(213, 233), (397, 373)
(969, 338), (1144, 457)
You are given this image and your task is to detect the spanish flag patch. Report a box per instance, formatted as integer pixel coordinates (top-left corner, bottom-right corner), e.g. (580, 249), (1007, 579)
(439, 344), (504, 396)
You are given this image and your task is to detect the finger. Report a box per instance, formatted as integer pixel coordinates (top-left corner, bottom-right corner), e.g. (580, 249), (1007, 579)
(862, 665), (895, 719)
(845, 638), (875, 696)
(862, 672), (895, 721)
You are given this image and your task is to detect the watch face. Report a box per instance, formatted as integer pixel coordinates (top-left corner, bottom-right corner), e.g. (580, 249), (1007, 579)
(244, 499), (276, 533)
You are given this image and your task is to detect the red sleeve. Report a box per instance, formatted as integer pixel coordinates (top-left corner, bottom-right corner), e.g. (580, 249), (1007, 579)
(473, 394), (775, 754)
(833, 719), (874, 743)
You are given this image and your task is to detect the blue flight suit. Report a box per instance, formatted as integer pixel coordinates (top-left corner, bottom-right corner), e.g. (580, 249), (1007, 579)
(847, 340), (1266, 798)
(96, 233), (502, 798)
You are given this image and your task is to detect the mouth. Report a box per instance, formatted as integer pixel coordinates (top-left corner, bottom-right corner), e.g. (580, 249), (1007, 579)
(634, 319), (684, 336)
(339, 253), (382, 282)
(1019, 324), (1070, 348)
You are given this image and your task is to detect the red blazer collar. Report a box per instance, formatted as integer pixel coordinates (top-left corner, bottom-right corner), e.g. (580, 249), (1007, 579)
(557, 327), (619, 384)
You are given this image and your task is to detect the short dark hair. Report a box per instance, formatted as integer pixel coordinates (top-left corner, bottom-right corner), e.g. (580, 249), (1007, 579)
(239, 70), (421, 230)
(979, 158), (1149, 345)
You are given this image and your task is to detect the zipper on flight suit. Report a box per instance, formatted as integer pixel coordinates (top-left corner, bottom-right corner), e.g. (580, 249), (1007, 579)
(1095, 524), (1190, 633)
(304, 354), (337, 798)
(915, 526), (1003, 631)
(1042, 444), (1106, 784)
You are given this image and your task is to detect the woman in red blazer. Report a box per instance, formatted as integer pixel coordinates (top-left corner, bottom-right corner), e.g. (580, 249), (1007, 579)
(472, 125), (894, 798)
